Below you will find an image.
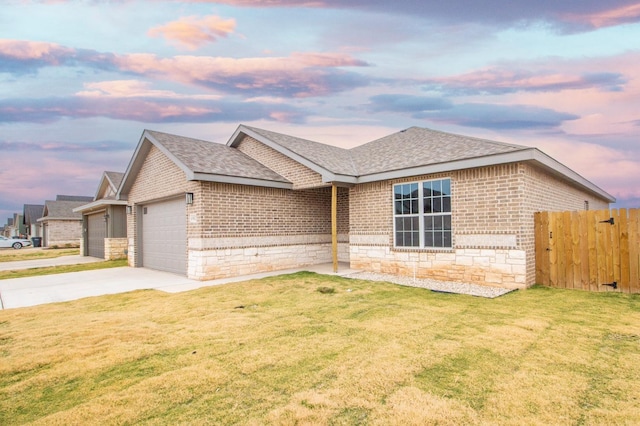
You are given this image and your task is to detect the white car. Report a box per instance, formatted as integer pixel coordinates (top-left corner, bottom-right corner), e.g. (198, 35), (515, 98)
(0, 236), (33, 249)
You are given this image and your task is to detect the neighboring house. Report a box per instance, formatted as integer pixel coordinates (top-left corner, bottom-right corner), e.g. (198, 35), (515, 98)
(12, 213), (26, 237)
(117, 125), (614, 288)
(4, 218), (16, 237)
(74, 171), (127, 259)
(23, 204), (45, 239)
(37, 196), (93, 247)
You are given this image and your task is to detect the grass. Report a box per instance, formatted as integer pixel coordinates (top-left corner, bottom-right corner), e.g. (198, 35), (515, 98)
(0, 259), (128, 280)
(0, 247), (79, 262)
(0, 272), (638, 425)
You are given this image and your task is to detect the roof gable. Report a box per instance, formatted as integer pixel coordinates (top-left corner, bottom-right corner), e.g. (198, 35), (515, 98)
(231, 126), (357, 178)
(94, 171), (124, 201)
(118, 130), (292, 198)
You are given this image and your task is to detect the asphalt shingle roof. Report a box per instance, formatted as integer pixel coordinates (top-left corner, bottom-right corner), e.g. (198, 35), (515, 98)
(105, 171), (124, 190)
(350, 127), (529, 176)
(242, 126), (357, 176)
(23, 204), (44, 224)
(56, 195), (93, 202)
(42, 200), (87, 220)
(147, 130), (291, 184)
(241, 125), (529, 177)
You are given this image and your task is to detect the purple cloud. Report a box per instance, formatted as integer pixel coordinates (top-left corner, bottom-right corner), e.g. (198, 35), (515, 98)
(190, 1), (640, 30)
(0, 40), (370, 97)
(422, 69), (627, 96)
(366, 94), (579, 130)
(0, 96), (308, 124)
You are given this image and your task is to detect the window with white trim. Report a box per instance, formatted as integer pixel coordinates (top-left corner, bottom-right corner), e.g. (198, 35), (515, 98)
(394, 178), (452, 248)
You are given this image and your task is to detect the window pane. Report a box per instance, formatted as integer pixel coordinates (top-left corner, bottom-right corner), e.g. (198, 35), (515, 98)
(443, 196), (451, 213)
(444, 215), (452, 230)
(423, 216), (432, 230)
(434, 215), (443, 230)
(432, 197), (442, 213)
(412, 216), (419, 229)
(424, 198), (432, 213)
(434, 232), (443, 247)
(425, 232), (433, 247)
(443, 231), (452, 247)
(411, 199), (418, 214)
(423, 181), (432, 197)
(432, 180), (441, 195)
(394, 186), (403, 199)
(395, 201), (403, 215)
(410, 232), (419, 247)
(441, 179), (451, 196)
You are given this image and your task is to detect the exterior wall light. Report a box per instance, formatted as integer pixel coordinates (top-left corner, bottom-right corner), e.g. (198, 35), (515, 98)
(186, 192), (194, 205)
(126, 205), (132, 215)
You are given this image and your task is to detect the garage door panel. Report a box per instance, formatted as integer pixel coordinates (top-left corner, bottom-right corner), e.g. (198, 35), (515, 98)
(87, 212), (106, 258)
(142, 198), (187, 275)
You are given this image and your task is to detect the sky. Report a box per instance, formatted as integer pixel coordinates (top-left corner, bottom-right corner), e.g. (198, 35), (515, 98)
(2, 0), (640, 223)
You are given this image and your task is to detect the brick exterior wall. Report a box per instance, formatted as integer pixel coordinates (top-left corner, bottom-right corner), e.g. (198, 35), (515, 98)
(236, 136), (328, 189)
(349, 162), (610, 288)
(43, 220), (82, 247)
(126, 142), (349, 279)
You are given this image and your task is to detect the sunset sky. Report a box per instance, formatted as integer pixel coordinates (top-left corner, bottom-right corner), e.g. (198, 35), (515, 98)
(2, 0), (640, 222)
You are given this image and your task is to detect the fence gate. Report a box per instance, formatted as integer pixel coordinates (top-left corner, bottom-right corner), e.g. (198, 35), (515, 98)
(534, 208), (640, 294)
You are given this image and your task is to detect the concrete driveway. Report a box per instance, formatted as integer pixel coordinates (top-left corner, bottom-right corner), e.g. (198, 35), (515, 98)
(0, 258), (356, 310)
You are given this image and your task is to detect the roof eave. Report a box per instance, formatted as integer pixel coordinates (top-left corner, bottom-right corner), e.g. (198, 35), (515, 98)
(356, 149), (615, 203)
(191, 172), (293, 190)
(73, 199), (128, 213)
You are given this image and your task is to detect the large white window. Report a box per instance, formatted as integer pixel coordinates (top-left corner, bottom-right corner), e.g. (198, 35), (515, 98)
(394, 178), (452, 248)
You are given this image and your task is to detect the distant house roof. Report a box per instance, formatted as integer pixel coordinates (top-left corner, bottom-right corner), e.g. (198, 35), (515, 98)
(105, 171), (124, 191)
(118, 130), (292, 198)
(74, 171), (128, 214)
(38, 200), (87, 221)
(23, 204), (44, 225)
(56, 195), (93, 202)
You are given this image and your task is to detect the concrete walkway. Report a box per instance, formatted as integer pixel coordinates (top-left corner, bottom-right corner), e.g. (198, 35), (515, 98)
(0, 259), (357, 310)
(0, 255), (104, 271)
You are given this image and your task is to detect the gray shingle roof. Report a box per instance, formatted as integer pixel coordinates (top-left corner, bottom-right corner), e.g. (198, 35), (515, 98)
(240, 125), (528, 177)
(105, 171), (124, 190)
(242, 126), (357, 175)
(147, 130), (290, 184)
(56, 195), (93, 202)
(42, 200), (86, 220)
(23, 204), (44, 224)
(350, 127), (528, 176)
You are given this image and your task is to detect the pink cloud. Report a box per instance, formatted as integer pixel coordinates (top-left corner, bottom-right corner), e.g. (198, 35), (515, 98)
(112, 52), (369, 97)
(0, 39), (74, 64)
(562, 3), (640, 28)
(148, 15), (236, 50)
(76, 80), (222, 100)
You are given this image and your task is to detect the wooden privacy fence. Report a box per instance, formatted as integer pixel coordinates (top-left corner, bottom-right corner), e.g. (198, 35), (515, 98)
(534, 208), (640, 294)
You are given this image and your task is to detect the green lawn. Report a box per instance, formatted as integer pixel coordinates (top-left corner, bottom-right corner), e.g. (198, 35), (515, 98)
(0, 259), (127, 280)
(0, 273), (638, 425)
(0, 247), (79, 262)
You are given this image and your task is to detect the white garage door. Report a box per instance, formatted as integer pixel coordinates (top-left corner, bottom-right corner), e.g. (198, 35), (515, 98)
(141, 197), (187, 275)
(87, 212), (106, 258)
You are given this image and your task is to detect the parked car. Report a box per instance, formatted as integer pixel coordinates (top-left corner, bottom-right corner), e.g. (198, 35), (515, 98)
(0, 235), (33, 249)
